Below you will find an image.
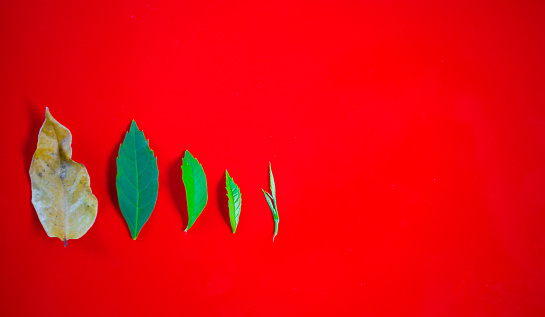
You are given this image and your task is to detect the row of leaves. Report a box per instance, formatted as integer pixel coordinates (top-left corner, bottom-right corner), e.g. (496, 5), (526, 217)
(29, 108), (279, 246)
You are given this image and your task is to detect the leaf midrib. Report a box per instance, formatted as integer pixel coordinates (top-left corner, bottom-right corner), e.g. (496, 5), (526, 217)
(50, 119), (69, 242)
(132, 129), (140, 237)
(190, 160), (203, 209)
(226, 178), (235, 229)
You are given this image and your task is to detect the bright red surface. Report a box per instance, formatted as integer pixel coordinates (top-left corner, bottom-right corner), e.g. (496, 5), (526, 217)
(1, 1), (545, 316)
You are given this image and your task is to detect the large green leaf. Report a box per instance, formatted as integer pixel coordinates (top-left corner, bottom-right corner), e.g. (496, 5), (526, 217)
(182, 150), (208, 231)
(262, 162), (279, 241)
(225, 170), (241, 233)
(116, 120), (159, 239)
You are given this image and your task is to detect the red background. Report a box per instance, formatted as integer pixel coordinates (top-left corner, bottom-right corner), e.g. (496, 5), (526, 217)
(1, 0), (545, 316)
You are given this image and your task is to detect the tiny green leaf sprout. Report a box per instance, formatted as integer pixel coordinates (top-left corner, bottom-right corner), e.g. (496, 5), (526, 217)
(261, 162), (279, 241)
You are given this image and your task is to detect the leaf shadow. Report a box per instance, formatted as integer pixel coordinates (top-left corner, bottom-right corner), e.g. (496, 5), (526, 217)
(217, 171), (232, 233)
(23, 102), (45, 232)
(107, 123), (131, 236)
(169, 153), (188, 231)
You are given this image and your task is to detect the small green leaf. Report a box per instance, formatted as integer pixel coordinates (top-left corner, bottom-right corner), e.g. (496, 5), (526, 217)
(269, 162), (276, 201)
(182, 150), (208, 232)
(226, 170), (242, 233)
(116, 120), (159, 239)
(261, 189), (275, 215)
(262, 162), (279, 241)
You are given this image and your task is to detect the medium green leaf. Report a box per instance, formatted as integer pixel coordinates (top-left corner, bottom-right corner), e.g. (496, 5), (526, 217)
(226, 170), (241, 233)
(262, 163), (279, 241)
(182, 150), (208, 232)
(116, 120), (159, 240)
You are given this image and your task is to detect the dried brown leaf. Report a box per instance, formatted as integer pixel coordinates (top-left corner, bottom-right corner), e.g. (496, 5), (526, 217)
(29, 108), (97, 245)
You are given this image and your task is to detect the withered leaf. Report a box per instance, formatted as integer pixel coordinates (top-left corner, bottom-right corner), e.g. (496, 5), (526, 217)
(29, 108), (98, 245)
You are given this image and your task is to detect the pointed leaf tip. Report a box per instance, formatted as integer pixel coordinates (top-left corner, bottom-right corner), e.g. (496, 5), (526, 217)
(130, 120), (139, 131)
